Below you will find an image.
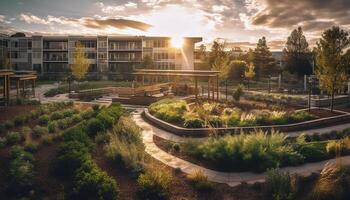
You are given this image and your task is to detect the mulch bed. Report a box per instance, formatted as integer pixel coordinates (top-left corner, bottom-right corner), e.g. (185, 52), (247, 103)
(0, 105), (37, 123)
(309, 108), (341, 118)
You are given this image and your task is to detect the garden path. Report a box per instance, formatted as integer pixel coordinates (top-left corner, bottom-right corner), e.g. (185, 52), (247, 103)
(132, 109), (350, 186)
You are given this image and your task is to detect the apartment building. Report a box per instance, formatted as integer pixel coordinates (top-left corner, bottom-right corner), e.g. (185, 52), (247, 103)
(0, 34), (202, 80)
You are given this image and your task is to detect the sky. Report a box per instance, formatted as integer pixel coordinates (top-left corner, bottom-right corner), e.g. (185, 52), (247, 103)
(0, 0), (350, 51)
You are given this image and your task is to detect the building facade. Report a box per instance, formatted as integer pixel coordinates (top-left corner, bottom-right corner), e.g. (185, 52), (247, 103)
(0, 34), (202, 80)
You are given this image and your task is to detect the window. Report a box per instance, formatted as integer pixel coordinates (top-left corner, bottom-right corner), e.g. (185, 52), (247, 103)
(98, 41), (107, 48)
(98, 52), (107, 59)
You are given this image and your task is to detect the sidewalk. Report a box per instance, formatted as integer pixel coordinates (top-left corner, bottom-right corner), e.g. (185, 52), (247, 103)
(132, 111), (350, 186)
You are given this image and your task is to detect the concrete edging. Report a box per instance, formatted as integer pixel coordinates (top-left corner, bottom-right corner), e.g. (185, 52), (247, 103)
(143, 108), (350, 137)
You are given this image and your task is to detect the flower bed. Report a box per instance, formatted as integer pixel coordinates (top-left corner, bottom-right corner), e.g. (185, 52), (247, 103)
(148, 99), (316, 129)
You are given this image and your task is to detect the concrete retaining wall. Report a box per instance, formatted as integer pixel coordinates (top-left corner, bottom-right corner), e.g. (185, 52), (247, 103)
(143, 109), (350, 137)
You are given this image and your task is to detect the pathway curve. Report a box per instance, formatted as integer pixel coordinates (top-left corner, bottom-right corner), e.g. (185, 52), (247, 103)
(132, 109), (350, 186)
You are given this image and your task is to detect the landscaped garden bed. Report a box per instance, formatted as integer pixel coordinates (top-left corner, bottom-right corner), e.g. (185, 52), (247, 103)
(154, 129), (350, 173)
(147, 99), (344, 133)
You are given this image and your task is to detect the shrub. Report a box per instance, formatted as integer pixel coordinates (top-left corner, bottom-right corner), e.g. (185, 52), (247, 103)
(0, 137), (6, 148)
(232, 84), (244, 101)
(172, 143), (180, 152)
(87, 118), (104, 137)
(38, 114), (50, 125)
(188, 171), (213, 191)
(8, 145), (35, 194)
(4, 120), (14, 129)
(265, 168), (295, 200)
(81, 109), (95, 120)
(63, 109), (79, 118)
(42, 134), (54, 145)
(184, 117), (204, 128)
(48, 121), (58, 133)
(14, 115), (27, 126)
(62, 126), (94, 150)
(192, 130), (303, 172)
(92, 104), (100, 111)
(29, 110), (40, 119)
(54, 141), (91, 177)
(33, 125), (48, 137)
(289, 111), (315, 123)
(51, 111), (64, 120)
(0, 124), (6, 134)
(95, 132), (110, 144)
(299, 142), (328, 162)
(24, 143), (39, 153)
(137, 170), (171, 200)
(149, 99), (187, 123)
(57, 118), (70, 130)
(6, 132), (22, 145)
(73, 163), (119, 200)
(71, 114), (83, 124)
(207, 116), (223, 128)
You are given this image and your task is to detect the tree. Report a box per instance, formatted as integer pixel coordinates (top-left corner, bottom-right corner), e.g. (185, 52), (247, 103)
(0, 48), (11, 69)
(227, 60), (247, 80)
(209, 39), (230, 80)
(140, 54), (154, 69)
(283, 27), (313, 77)
(71, 42), (89, 81)
(315, 26), (350, 111)
(195, 44), (209, 70)
(253, 37), (278, 79)
(244, 62), (256, 90)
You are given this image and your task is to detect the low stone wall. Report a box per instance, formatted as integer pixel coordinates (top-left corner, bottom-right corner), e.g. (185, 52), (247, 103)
(143, 109), (350, 137)
(112, 94), (174, 106)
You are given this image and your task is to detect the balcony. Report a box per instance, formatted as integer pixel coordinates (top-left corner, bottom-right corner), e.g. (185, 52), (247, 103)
(43, 57), (68, 62)
(109, 57), (141, 62)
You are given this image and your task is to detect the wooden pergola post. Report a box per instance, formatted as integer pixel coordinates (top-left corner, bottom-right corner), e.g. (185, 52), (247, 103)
(207, 77), (210, 99)
(16, 80), (19, 97)
(216, 75), (219, 101)
(195, 76), (198, 100)
(32, 79), (36, 97)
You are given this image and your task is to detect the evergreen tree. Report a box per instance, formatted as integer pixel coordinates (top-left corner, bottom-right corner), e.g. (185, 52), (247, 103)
(315, 26), (350, 111)
(283, 27), (313, 77)
(253, 37), (278, 79)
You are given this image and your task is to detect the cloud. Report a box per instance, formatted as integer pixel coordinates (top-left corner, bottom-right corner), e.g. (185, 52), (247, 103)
(18, 14), (151, 31)
(249, 0), (350, 32)
(82, 18), (151, 31)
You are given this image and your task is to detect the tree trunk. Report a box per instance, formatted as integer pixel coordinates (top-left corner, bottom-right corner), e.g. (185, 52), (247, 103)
(331, 89), (335, 112)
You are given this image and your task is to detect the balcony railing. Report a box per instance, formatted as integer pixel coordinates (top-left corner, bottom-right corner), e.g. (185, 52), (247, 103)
(44, 57), (68, 62)
(109, 57), (141, 61)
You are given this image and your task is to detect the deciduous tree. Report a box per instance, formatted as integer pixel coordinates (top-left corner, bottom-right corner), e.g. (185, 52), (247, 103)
(245, 62), (256, 90)
(71, 42), (89, 81)
(315, 26), (350, 111)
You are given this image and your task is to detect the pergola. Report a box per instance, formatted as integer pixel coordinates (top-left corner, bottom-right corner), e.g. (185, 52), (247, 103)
(0, 69), (14, 104)
(10, 73), (37, 97)
(133, 69), (220, 101)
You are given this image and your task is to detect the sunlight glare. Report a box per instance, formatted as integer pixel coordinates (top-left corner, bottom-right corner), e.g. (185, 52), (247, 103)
(171, 36), (184, 48)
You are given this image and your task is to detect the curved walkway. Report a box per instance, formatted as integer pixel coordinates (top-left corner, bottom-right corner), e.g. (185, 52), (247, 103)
(132, 109), (350, 187)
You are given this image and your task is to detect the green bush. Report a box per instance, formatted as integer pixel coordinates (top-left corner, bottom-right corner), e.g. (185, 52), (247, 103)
(95, 132), (110, 144)
(48, 121), (58, 133)
(71, 114), (83, 124)
(63, 109), (79, 118)
(24, 143), (39, 153)
(29, 110), (40, 119)
(184, 117), (204, 128)
(6, 132), (22, 145)
(4, 120), (14, 129)
(81, 109), (95, 120)
(38, 114), (50, 125)
(0, 137), (6, 148)
(51, 111), (65, 120)
(57, 118), (70, 130)
(188, 171), (213, 191)
(62, 126), (94, 150)
(33, 125), (48, 137)
(73, 162), (119, 200)
(232, 84), (244, 101)
(87, 118), (104, 137)
(149, 99), (187, 123)
(192, 130), (303, 172)
(14, 115), (27, 126)
(299, 142), (328, 162)
(8, 145), (35, 195)
(137, 170), (171, 200)
(288, 111), (315, 123)
(265, 168), (295, 200)
(207, 116), (223, 128)
(54, 141), (91, 177)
